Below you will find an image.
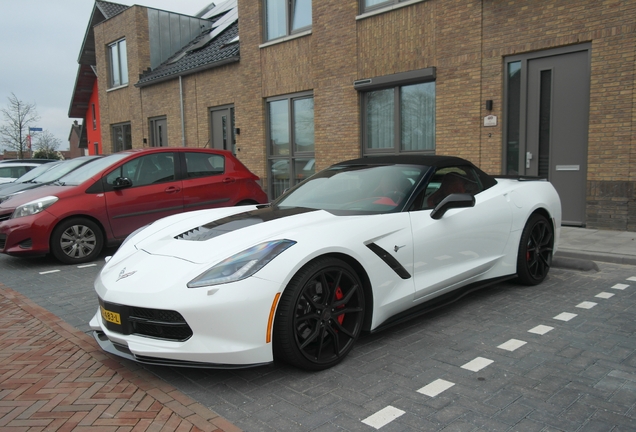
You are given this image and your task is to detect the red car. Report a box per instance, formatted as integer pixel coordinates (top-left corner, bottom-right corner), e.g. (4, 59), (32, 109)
(0, 148), (268, 264)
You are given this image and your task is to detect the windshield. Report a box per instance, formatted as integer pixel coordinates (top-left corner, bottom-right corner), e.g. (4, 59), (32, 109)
(35, 157), (101, 183)
(58, 153), (130, 186)
(274, 164), (428, 213)
(14, 162), (60, 183)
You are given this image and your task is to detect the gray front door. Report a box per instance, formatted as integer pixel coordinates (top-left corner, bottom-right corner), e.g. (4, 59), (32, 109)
(506, 46), (590, 226)
(150, 117), (168, 147)
(526, 51), (589, 225)
(210, 107), (235, 153)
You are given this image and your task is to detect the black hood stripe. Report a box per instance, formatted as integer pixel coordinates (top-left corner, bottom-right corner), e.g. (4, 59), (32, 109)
(175, 206), (319, 242)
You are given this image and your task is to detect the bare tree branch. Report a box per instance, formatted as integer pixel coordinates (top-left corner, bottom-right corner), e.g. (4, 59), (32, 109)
(33, 130), (62, 159)
(0, 93), (40, 159)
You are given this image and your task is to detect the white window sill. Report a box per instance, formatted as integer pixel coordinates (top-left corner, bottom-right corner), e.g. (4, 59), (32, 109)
(107, 84), (129, 92)
(260, 30), (312, 49)
(356, 0), (428, 21)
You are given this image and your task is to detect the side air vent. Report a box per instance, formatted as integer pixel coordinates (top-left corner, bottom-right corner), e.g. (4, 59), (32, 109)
(366, 243), (411, 280)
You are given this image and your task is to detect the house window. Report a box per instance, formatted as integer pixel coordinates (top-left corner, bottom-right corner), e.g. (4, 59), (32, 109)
(111, 123), (132, 153)
(267, 93), (315, 199)
(92, 104), (97, 130)
(94, 142), (99, 155)
(363, 81), (435, 155)
(265, 0), (312, 41)
(108, 39), (128, 88)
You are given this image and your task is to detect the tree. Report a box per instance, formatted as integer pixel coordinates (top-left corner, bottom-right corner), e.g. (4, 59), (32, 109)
(0, 93), (40, 159)
(32, 131), (63, 160)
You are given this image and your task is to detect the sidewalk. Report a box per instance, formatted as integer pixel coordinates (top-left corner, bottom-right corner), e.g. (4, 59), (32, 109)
(0, 283), (241, 432)
(556, 226), (636, 266)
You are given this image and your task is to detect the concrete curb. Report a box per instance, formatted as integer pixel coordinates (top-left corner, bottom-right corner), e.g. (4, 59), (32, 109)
(555, 249), (636, 267)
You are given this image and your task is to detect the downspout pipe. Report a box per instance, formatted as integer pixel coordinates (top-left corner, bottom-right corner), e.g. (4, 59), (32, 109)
(179, 76), (186, 147)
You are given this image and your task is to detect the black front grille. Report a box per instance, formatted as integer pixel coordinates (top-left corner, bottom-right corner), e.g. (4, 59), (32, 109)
(0, 234), (5, 250)
(100, 300), (193, 342)
(0, 213), (11, 223)
(19, 238), (32, 249)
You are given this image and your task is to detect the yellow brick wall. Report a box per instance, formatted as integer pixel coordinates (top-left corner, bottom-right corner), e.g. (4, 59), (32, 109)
(95, 6), (150, 154)
(93, 0), (636, 228)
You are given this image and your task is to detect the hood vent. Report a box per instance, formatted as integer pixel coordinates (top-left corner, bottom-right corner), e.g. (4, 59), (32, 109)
(174, 206), (318, 242)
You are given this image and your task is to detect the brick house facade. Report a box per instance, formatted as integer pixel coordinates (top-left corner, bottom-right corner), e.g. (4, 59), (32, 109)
(86, 0), (636, 230)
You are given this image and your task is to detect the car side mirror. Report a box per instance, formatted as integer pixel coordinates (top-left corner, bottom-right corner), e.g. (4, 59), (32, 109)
(113, 177), (133, 189)
(430, 193), (475, 220)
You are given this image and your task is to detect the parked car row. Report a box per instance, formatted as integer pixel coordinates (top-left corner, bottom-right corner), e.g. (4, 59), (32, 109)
(0, 148), (267, 264)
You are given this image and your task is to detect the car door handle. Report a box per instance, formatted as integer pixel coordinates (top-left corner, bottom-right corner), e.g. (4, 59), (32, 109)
(165, 186), (181, 193)
(222, 177), (236, 184)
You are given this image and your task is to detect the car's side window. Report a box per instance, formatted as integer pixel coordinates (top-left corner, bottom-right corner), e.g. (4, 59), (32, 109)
(185, 153), (225, 178)
(412, 166), (483, 211)
(105, 153), (175, 188)
(0, 166), (29, 178)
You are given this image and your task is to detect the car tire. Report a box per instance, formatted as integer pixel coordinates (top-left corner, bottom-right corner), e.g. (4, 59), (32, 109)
(516, 213), (554, 285)
(50, 218), (104, 264)
(273, 257), (365, 371)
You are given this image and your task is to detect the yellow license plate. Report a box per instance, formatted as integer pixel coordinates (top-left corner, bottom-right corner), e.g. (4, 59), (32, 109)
(100, 306), (121, 325)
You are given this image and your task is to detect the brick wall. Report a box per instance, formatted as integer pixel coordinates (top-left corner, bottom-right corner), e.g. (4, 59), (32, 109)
(92, 0), (636, 230)
(481, 0), (636, 229)
(94, 6), (149, 154)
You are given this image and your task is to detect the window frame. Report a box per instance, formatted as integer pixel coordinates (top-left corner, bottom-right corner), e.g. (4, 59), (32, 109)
(111, 122), (132, 153)
(266, 91), (315, 199)
(361, 80), (436, 156)
(263, 0), (312, 42)
(108, 38), (129, 89)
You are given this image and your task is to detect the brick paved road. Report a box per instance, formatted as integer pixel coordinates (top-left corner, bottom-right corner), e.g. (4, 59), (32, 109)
(1, 251), (635, 431)
(0, 283), (239, 431)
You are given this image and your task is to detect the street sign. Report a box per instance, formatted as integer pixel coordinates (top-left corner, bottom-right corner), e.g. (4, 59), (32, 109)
(29, 127), (43, 132)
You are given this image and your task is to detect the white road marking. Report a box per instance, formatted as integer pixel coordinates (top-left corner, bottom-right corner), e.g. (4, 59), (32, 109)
(553, 312), (577, 321)
(418, 379), (455, 397)
(595, 292), (614, 299)
(528, 325), (554, 335)
(612, 283), (629, 290)
(498, 339), (527, 352)
(77, 264), (97, 268)
(461, 357), (493, 372)
(576, 301), (597, 309)
(627, 277), (636, 281)
(39, 270), (60, 275)
(362, 406), (405, 429)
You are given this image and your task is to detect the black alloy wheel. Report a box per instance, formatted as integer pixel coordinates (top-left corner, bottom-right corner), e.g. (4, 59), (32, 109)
(274, 257), (365, 370)
(516, 214), (554, 285)
(50, 217), (104, 264)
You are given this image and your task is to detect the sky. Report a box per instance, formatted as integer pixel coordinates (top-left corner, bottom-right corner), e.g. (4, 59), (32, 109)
(0, 0), (219, 151)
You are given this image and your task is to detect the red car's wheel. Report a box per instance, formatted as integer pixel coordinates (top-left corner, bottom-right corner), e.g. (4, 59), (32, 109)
(274, 257), (365, 370)
(51, 218), (104, 264)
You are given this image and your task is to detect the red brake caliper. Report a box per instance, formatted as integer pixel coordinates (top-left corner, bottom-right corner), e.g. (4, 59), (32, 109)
(335, 287), (345, 325)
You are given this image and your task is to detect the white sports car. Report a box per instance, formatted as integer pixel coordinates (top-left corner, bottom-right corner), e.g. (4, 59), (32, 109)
(90, 155), (561, 371)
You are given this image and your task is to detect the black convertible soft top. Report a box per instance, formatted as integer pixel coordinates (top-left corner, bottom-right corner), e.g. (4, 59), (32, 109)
(336, 155), (497, 189)
(337, 155), (470, 169)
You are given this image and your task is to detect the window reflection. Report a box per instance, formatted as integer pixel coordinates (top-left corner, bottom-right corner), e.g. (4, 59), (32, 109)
(401, 82), (435, 151)
(292, 0), (312, 31)
(506, 61), (521, 175)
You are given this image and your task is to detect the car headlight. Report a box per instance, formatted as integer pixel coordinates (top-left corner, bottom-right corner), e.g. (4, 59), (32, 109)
(187, 239), (296, 288)
(11, 196), (58, 219)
